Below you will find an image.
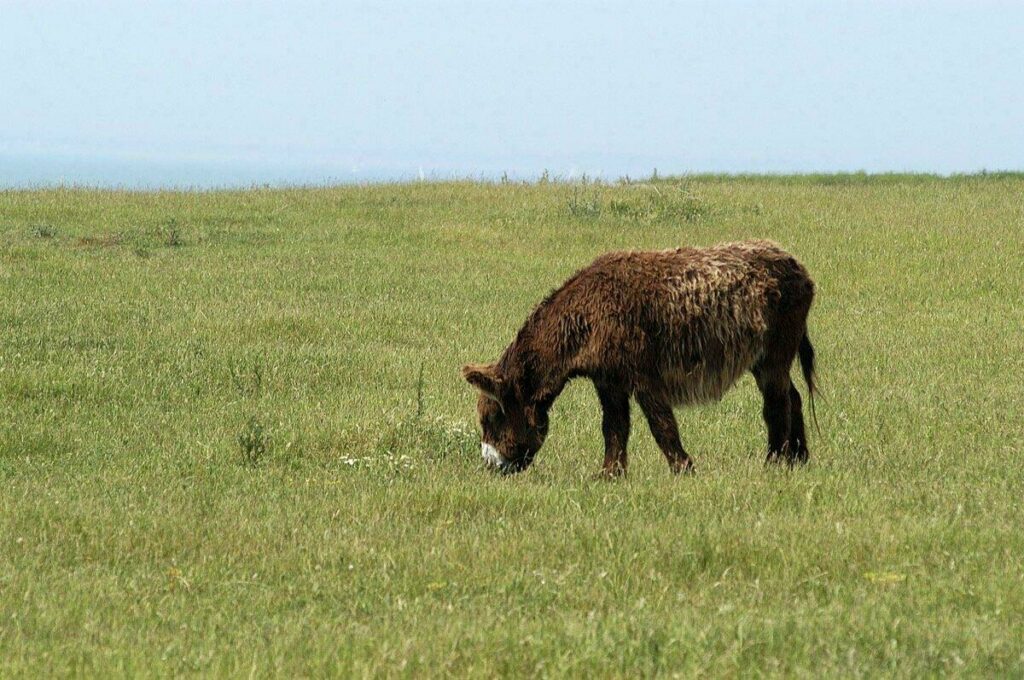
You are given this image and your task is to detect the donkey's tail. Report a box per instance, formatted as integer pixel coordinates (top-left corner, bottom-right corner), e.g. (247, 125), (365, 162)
(798, 331), (820, 435)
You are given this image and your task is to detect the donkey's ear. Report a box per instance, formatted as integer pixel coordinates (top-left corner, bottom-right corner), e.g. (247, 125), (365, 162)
(461, 363), (504, 404)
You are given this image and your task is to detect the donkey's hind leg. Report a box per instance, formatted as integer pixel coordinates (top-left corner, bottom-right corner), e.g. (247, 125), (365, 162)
(753, 366), (793, 464)
(788, 383), (810, 463)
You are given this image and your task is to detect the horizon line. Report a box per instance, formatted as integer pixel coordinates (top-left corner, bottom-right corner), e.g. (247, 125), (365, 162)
(4, 169), (1024, 194)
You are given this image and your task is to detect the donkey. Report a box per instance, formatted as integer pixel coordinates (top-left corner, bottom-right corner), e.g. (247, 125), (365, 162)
(462, 239), (818, 476)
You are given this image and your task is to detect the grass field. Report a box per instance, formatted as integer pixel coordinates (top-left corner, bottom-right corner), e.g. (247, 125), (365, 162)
(2, 174), (1023, 676)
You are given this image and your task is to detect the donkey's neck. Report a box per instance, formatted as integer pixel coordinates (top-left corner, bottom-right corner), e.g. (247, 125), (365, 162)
(498, 300), (574, 407)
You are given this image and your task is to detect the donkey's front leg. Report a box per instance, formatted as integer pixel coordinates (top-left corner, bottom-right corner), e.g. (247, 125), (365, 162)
(595, 382), (630, 477)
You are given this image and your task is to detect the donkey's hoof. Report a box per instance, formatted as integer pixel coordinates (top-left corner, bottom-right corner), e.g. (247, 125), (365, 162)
(595, 466), (627, 480)
(670, 459), (696, 475)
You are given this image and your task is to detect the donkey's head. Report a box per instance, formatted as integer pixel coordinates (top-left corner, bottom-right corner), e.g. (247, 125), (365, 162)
(462, 362), (549, 473)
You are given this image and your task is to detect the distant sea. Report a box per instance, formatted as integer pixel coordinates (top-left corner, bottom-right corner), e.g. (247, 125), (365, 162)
(0, 152), (422, 189)
(0, 150), (744, 190)
(4, 151), (988, 190)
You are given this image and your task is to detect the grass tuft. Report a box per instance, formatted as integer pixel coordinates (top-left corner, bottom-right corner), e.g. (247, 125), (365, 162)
(609, 185), (709, 222)
(237, 416), (271, 466)
(30, 223), (58, 239)
(160, 218), (186, 247)
(567, 185), (602, 219)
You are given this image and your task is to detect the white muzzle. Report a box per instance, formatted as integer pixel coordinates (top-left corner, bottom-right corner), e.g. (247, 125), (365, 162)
(481, 442), (509, 469)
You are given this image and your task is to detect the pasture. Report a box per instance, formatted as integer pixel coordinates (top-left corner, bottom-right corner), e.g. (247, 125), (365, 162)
(1, 174), (1023, 676)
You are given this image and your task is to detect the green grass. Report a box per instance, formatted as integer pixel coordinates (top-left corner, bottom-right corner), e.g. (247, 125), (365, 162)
(2, 175), (1023, 676)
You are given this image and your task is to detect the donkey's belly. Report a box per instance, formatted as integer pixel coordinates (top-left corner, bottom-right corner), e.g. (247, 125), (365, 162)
(661, 343), (762, 406)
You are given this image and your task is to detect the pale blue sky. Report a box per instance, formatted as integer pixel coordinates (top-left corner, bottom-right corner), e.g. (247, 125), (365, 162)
(2, 1), (1022, 186)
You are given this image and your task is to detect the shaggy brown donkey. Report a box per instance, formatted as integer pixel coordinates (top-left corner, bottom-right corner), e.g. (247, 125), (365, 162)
(463, 239), (817, 475)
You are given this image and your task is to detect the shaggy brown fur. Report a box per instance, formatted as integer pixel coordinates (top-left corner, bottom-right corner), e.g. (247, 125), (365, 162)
(463, 239), (817, 475)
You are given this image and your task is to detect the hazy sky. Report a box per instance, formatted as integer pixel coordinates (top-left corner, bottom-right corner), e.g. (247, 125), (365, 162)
(2, 1), (1023, 186)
